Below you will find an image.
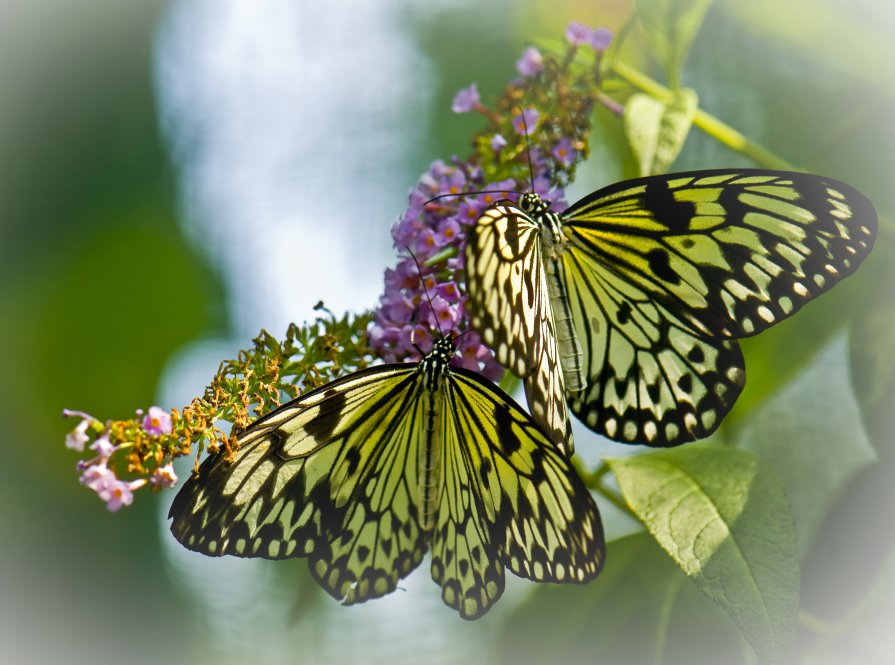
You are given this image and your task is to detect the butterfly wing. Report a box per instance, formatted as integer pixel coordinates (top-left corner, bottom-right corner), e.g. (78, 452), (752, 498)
(562, 170), (877, 339)
(431, 368), (604, 619)
(464, 202), (575, 454)
(556, 169), (875, 446)
(169, 364), (429, 606)
(561, 244), (746, 445)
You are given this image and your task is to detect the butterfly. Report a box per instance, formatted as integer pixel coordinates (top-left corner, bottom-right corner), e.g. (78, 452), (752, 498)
(464, 169), (877, 452)
(169, 334), (605, 620)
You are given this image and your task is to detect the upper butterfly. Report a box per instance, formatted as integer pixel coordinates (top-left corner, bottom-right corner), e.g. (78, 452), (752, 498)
(464, 169), (877, 452)
(169, 335), (604, 620)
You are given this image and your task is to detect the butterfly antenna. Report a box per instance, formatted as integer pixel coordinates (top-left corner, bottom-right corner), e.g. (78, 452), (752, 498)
(406, 247), (445, 342)
(423, 189), (515, 207)
(520, 108), (537, 193)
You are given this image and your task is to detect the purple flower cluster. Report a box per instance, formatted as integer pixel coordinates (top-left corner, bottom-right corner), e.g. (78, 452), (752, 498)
(565, 21), (613, 51)
(64, 406), (177, 511)
(371, 159), (504, 380)
(371, 102), (571, 382)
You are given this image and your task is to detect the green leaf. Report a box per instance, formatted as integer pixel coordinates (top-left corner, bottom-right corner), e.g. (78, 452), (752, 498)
(636, 0), (715, 88)
(499, 532), (750, 665)
(624, 88), (697, 175)
(737, 334), (876, 556)
(607, 445), (799, 665)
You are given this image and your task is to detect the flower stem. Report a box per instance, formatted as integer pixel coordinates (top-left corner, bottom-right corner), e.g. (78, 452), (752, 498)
(581, 461), (635, 517)
(610, 60), (796, 171)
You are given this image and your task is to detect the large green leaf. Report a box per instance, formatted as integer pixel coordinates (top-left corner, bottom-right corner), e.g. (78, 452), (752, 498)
(636, 0), (715, 88)
(498, 532), (749, 665)
(737, 334), (876, 556)
(624, 88), (697, 175)
(607, 445), (799, 665)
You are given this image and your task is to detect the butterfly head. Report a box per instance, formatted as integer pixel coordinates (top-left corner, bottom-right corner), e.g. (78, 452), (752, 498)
(418, 335), (457, 391)
(519, 192), (550, 216)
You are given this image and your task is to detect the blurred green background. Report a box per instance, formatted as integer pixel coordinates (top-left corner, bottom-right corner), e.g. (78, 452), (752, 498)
(2, 0), (893, 663)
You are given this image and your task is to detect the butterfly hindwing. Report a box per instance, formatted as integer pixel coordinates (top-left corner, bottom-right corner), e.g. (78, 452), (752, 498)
(465, 203), (575, 454)
(562, 243), (746, 444)
(169, 336), (604, 619)
(433, 369), (604, 617)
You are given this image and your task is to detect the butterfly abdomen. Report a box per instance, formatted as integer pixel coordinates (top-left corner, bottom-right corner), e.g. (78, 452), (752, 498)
(540, 211), (585, 394)
(416, 336), (453, 532)
(418, 389), (443, 533)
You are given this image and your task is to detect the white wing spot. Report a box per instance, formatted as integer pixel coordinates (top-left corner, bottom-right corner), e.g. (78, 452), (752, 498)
(604, 417), (617, 438)
(757, 306), (775, 323)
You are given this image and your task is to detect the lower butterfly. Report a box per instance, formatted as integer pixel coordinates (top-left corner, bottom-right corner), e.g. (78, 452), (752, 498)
(169, 335), (604, 620)
(465, 170), (877, 451)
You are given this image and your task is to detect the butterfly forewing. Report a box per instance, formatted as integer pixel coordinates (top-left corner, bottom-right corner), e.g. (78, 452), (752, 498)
(563, 170), (877, 339)
(170, 364), (429, 603)
(169, 337), (604, 619)
(465, 202), (575, 454)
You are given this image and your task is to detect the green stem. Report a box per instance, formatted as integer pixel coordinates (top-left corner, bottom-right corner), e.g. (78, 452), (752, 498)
(610, 60), (796, 171)
(582, 461), (635, 517)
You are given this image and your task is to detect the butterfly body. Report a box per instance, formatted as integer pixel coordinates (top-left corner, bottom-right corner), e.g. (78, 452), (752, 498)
(465, 169), (877, 449)
(532, 198), (587, 394)
(169, 335), (604, 619)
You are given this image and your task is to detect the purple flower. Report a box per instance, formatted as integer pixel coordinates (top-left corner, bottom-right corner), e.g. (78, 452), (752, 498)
(437, 168), (467, 197)
(80, 462), (115, 491)
(98, 478), (143, 512)
(512, 108), (540, 136)
(436, 218), (462, 246)
(384, 260), (419, 292)
(552, 137), (576, 166)
(565, 21), (595, 46)
(490, 133), (508, 153)
(65, 420), (90, 452)
(457, 198), (485, 225)
(412, 227), (441, 259)
(458, 332), (503, 381)
(451, 83), (480, 113)
(478, 179), (517, 207)
(142, 406), (172, 436)
(425, 295), (459, 330)
(380, 292), (415, 323)
(437, 281), (461, 302)
(591, 27), (612, 51)
(79, 463), (144, 512)
(89, 433), (116, 460)
(151, 463), (178, 489)
(516, 47), (544, 77)
(369, 157), (503, 383)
